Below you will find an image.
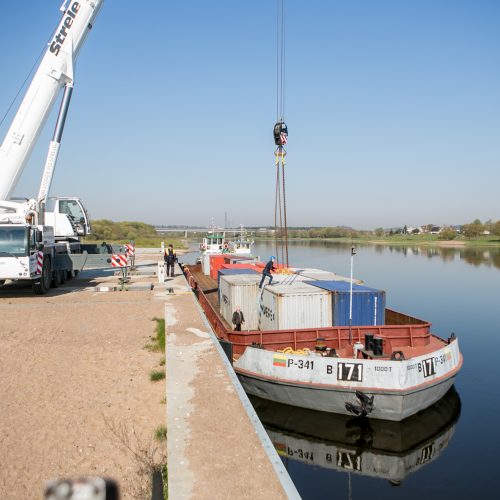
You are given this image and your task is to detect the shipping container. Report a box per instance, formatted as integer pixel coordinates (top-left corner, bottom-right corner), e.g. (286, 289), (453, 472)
(291, 267), (363, 284)
(255, 261), (288, 271)
(202, 253), (212, 275)
(210, 254), (230, 280)
(219, 274), (307, 331)
(219, 274), (263, 331)
(218, 267), (259, 287)
(224, 256), (255, 265)
(221, 263), (261, 271)
(307, 280), (386, 326)
(259, 282), (332, 331)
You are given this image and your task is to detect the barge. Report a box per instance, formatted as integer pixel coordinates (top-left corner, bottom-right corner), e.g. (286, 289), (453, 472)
(183, 261), (463, 422)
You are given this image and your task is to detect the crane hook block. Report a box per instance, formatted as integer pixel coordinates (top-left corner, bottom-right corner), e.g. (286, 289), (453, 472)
(273, 122), (288, 146)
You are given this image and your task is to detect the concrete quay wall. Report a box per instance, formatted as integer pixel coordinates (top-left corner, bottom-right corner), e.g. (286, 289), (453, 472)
(165, 266), (299, 499)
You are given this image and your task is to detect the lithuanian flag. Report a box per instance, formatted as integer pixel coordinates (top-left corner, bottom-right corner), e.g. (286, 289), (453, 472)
(274, 441), (287, 456)
(273, 354), (287, 367)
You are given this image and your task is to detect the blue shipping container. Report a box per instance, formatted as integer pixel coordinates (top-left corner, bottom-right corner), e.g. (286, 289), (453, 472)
(306, 280), (385, 326)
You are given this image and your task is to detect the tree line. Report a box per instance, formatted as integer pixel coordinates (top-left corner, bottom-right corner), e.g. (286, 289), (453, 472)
(271, 219), (500, 241)
(87, 220), (184, 248)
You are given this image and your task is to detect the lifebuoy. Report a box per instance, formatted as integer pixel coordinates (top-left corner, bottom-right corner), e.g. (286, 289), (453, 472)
(201, 244), (206, 251)
(224, 243), (229, 249)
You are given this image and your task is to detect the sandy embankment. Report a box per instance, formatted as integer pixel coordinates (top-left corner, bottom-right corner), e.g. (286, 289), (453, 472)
(0, 252), (167, 499)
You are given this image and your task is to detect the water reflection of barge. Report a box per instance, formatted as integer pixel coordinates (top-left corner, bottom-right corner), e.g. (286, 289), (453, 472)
(183, 262), (463, 421)
(251, 387), (461, 483)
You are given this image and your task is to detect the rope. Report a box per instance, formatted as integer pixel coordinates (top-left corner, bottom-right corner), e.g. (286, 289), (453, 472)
(278, 347), (311, 356)
(281, 158), (289, 267)
(273, 1), (289, 270)
(0, 44), (47, 129)
(274, 160), (280, 263)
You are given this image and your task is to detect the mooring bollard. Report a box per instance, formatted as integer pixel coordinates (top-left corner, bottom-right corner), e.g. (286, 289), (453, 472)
(157, 261), (166, 283)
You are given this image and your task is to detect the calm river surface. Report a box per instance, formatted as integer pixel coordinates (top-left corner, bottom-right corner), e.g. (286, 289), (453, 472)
(250, 241), (500, 499)
(185, 240), (500, 498)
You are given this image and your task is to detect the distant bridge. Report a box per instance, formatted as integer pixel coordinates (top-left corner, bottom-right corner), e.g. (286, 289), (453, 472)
(154, 227), (254, 237)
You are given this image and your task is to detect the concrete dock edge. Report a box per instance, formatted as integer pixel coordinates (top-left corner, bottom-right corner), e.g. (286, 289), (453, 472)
(165, 270), (300, 499)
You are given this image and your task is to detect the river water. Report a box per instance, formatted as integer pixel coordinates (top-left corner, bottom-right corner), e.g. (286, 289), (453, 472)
(251, 241), (500, 499)
(185, 240), (500, 498)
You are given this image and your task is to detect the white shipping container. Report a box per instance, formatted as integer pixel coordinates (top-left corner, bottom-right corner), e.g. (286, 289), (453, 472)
(219, 273), (307, 331)
(202, 253), (212, 275)
(259, 282), (332, 331)
(291, 267), (363, 284)
(219, 274), (261, 330)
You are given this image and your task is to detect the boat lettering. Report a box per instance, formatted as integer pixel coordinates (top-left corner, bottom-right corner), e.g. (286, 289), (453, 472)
(222, 293), (229, 305)
(286, 359), (314, 370)
(285, 447), (314, 461)
(335, 362), (363, 382)
(416, 443), (435, 465)
(374, 366), (392, 372)
(421, 357), (436, 377)
(335, 450), (361, 471)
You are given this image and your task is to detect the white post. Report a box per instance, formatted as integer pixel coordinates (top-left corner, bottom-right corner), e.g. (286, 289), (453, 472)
(157, 261), (166, 283)
(349, 246), (356, 345)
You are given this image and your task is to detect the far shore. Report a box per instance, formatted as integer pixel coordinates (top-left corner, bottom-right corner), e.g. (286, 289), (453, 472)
(248, 236), (500, 248)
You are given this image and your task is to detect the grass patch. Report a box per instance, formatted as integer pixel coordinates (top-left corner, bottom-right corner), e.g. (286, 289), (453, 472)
(155, 425), (167, 442)
(150, 369), (165, 382)
(146, 317), (166, 352)
(159, 357), (166, 366)
(162, 463), (168, 499)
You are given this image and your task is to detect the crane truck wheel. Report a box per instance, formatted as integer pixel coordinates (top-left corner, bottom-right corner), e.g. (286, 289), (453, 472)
(51, 270), (59, 288)
(33, 258), (52, 295)
(51, 269), (65, 287)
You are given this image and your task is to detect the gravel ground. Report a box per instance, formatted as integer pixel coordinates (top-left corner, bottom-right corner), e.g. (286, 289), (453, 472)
(0, 253), (167, 499)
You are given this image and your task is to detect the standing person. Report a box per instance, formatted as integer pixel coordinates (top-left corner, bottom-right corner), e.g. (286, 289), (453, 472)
(232, 306), (245, 331)
(164, 244), (177, 277)
(259, 256), (276, 289)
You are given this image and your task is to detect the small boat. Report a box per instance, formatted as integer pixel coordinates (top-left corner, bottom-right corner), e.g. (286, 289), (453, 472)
(229, 225), (254, 255)
(183, 263), (463, 422)
(199, 230), (229, 254)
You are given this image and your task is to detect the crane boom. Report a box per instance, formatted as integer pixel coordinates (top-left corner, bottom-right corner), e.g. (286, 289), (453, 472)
(0, 0), (104, 201)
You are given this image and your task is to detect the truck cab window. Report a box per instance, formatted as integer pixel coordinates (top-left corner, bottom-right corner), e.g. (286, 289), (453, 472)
(0, 228), (28, 256)
(59, 200), (85, 221)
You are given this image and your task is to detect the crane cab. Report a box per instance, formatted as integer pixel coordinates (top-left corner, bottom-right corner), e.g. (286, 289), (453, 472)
(45, 197), (91, 240)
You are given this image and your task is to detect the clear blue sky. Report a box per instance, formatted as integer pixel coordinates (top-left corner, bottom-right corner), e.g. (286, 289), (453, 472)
(1, 0), (499, 229)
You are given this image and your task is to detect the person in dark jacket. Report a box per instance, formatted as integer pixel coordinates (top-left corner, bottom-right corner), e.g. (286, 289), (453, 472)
(232, 306), (245, 331)
(259, 256), (276, 288)
(164, 244), (177, 277)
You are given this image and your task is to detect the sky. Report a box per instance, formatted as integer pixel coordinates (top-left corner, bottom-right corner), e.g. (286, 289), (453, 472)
(0, 0), (499, 230)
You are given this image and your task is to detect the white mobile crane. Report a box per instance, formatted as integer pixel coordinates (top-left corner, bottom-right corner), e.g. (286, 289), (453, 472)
(0, 0), (104, 293)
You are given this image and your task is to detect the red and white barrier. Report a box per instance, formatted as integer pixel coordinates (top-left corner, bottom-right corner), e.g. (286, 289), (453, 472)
(36, 251), (44, 274)
(111, 254), (128, 267)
